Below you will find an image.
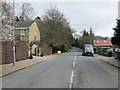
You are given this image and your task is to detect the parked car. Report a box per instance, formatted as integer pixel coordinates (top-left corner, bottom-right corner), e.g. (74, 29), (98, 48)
(82, 44), (94, 56)
(115, 48), (120, 52)
(114, 48), (120, 59)
(107, 48), (113, 57)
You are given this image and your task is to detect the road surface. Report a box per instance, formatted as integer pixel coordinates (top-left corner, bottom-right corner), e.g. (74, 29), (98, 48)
(2, 47), (118, 88)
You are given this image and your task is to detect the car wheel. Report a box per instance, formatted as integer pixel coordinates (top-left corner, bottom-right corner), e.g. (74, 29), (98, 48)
(91, 54), (94, 57)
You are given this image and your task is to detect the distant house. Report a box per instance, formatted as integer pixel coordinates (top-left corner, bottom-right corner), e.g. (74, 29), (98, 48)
(93, 40), (112, 53)
(15, 20), (40, 56)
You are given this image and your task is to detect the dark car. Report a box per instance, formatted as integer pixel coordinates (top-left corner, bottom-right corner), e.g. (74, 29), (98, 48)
(107, 48), (113, 57)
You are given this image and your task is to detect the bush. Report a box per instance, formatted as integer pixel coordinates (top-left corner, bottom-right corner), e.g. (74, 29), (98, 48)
(98, 52), (109, 57)
(63, 44), (68, 52)
(40, 52), (44, 57)
(29, 53), (33, 59)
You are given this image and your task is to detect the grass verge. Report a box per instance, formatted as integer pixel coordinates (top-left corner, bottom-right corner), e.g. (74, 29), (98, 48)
(53, 52), (66, 55)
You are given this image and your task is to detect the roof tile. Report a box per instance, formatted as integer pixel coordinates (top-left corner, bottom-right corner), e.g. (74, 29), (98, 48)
(93, 40), (112, 47)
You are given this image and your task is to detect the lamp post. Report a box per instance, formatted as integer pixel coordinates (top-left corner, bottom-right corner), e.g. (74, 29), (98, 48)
(118, 1), (120, 20)
(12, 0), (16, 66)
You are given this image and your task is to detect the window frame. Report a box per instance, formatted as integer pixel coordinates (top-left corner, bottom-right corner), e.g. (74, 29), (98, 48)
(21, 29), (26, 36)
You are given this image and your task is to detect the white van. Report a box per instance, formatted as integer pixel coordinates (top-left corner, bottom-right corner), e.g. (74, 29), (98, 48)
(82, 44), (94, 56)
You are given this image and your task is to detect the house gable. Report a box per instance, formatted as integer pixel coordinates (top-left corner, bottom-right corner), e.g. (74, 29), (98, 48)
(14, 20), (40, 43)
(28, 21), (40, 43)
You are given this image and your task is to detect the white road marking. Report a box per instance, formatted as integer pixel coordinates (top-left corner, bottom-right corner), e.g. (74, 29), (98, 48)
(69, 71), (74, 89)
(75, 53), (76, 57)
(74, 57), (76, 61)
(73, 61), (76, 68)
(69, 52), (77, 89)
(74, 53), (76, 61)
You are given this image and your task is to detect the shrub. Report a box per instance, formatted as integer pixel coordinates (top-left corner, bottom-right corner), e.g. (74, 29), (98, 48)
(115, 52), (120, 60)
(63, 44), (68, 52)
(29, 53), (33, 59)
(40, 52), (44, 57)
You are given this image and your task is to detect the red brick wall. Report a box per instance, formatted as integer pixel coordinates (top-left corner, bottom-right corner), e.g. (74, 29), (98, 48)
(40, 44), (52, 55)
(16, 41), (28, 61)
(1, 41), (28, 64)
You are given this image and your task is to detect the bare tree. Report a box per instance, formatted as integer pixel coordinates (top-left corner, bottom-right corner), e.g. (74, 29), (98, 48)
(19, 3), (34, 20)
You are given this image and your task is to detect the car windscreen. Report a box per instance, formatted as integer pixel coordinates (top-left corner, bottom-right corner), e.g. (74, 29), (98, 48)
(85, 45), (93, 52)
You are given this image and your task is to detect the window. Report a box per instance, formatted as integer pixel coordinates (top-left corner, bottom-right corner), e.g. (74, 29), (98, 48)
(21, 29), (26, 35)
(9, 30), (13, 40)
(9, 30), (12, 35)
(0, 30), (2, 39)
(34, 32), (37, 41)
(103, 40), (107, 43)
(96, 41), (100, 43)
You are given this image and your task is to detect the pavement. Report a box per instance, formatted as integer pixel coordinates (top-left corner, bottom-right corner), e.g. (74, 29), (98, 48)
(94, 54), (120, 69)
(2, 47), (118, 88)
(1, 55), (58, 78)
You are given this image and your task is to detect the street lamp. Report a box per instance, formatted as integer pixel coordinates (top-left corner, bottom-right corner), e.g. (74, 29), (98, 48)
(12, 0), (16, 66)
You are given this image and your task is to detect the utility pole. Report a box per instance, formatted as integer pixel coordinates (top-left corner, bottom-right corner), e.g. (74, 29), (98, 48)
(118, 1), (120, 20)
(90, 27), (93, 45)
(12, 0), (16, 66)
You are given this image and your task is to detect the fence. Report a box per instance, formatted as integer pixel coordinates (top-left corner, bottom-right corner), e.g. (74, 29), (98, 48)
(1, 41), (28, 64)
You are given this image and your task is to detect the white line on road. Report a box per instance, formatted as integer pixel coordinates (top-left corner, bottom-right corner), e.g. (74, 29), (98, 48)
(75, 53), (76, 57)
(74, 57), (76, 61)
(74, 53), (76, 61)
(73, 61), (76, 68)
(69, 71), (74, 89)
(69, 52), (77, 89)
(75, 55), (76, 58)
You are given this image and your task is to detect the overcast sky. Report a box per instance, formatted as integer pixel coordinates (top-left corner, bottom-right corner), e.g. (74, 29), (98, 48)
(15, 0), (118, 37)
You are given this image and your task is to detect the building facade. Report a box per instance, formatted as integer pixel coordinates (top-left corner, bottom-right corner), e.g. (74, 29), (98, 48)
(15, 20), (40, 56)
(93, 40), (112, 53)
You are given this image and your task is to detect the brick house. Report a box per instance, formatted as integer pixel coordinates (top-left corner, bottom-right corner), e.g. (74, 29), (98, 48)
(15, 18), (52, 56)
(93, 40), (112, 53)
(15, 20), (40, 56)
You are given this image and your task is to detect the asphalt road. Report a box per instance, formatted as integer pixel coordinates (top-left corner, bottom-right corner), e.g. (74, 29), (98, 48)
(73, 52), (118, 88)
(2, 47), (118, 88)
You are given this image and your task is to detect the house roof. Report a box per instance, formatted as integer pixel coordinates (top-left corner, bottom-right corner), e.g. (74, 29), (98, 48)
(15, 20), (33, 29)
(34, 17), (43, 30)
(93, 40), (112, 47)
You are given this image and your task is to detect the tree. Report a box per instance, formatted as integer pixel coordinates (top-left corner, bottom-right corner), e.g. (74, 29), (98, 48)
(41, 6), (73, 48)
(79, 30), (91, 48)
(95, 36), (109, 40)
(89, 27), (95, 45)
(0, 1), (14, 40)
(111, 19), (120, 47)
(73, 38), (80, 47)
(19, 3), (34, 20)
(83, 30), (89, 37)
